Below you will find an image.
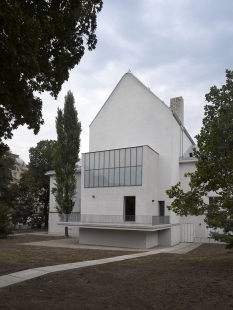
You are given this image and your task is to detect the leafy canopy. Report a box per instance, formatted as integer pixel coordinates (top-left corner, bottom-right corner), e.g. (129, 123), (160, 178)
(166, 70), (233, 248)
(0, 152), (14, 204)
(0, 201), (12, 237)
(52, 91), (81, 218)
(13, 140), (56, 227)
(11, 170), (41, 226)
(0, 0), (103, 156)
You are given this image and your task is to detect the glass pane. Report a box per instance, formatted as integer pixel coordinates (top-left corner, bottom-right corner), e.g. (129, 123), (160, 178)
(125, 167), (130, 185)
(94, 152), (99, 169)
(94, 170), (99, 187)
(119, 168), (125, 186)
(104, 151), (109, 169)
(114, 168), (119, 186)
(89, 170), (94, 187)
(99, 169), (104, 187)
(131, 148), (137, 166)
(120, 149), (125, 167)
(85, 153), (89, 170)
(131, 167), (136, 186)
(109, 150), (114, 168)
(104, 169), (109, 186)
(137, 147), (143, 166)
(136, 166), (142, 185)
(99, 152), (104, 169)
(90, 153), (94, 170)
(84, 171), (89, 187)
(125, 148), (130, 166)
(109, 168), (114, 186)
(115, 149), (119, 167)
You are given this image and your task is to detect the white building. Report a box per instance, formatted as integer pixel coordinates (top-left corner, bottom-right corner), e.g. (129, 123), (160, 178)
(47, 72), (216, 248)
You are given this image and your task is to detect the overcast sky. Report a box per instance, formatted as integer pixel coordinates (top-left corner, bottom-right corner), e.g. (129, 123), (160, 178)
(6, 0), (233, 164)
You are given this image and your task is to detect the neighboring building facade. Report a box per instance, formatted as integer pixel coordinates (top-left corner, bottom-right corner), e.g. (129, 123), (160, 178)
(9, 153), (28, 182)
(48, 72), (217, 248)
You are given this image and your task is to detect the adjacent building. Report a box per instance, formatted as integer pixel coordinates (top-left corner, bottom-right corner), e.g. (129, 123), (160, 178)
(9, 153), (28, 182)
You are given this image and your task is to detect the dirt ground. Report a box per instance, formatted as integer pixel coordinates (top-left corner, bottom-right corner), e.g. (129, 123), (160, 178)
(0, 233), (137, 276)
(0, 234), (233, 310)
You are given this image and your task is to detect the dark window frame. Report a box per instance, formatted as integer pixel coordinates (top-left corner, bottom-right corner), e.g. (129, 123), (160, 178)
(84, 146), (143, 188)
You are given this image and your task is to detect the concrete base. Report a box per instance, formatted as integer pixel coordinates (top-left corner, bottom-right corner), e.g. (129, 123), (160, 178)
(158, 225), (180, 246)
(80, 227), (163, 249)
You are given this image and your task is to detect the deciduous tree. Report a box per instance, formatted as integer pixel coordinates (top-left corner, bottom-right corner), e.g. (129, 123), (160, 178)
(0, 0), (103, 156)
(11, 171), (41, 226)
(52, 91), (81, 236)
(166, 70), (233, 248)
(28, 140), (56, 227)
(10, 140), (55, 227)
(0, 201), (12, 237)
(0, 152), (14, 236)
(0, 152), (14, 204)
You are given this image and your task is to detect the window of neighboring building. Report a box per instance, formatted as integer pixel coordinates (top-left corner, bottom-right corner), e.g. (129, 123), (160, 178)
(209, 197), (219, 204)
(84, 146), (143, 188)
(159, 201), (165, 216)
(124, 196), (135, 221)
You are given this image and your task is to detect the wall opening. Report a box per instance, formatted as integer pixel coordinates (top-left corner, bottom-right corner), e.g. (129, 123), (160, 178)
(159, 201), (165, 216)
(124, 196), (135, 221)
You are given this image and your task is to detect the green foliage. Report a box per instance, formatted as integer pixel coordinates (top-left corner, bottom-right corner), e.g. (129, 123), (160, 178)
(0, 201), (13, 237)
(28, 140), (56, 227)
(0, 152), (14, 205)
(0, 0), (103, 156)
(11, 140), (55, 227)
(11, 169), (42, 226)
(52, 91), (81, 221)
(166, 70), (233, 248)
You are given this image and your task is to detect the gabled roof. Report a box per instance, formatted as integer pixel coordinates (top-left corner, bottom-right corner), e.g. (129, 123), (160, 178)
(179, 144), (198, 163)
(90, 71), (195, 145)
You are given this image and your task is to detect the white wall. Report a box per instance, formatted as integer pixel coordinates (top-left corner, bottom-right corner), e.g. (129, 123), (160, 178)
(79, 228), (159, 249)
(49, 171), (81, 212)
(49, 212), (79, 237)
(179, 161), (220, 240)
(145, 146), (159, 216)
(89, 73), (194, 224)
(81, 146), (159, 218)
(48, 171), (81, 235)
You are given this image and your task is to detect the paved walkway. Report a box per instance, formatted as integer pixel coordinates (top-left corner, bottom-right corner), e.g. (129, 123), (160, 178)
(0, 242), (200, 289)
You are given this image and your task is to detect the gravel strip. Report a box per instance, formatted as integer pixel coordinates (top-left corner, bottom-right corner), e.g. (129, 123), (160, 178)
(20, 237), (201, 253)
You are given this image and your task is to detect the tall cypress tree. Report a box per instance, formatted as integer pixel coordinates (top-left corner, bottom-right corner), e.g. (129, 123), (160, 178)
(52, 91), (81, 236)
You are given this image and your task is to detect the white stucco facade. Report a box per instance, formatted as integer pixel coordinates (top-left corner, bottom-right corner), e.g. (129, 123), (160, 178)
(48, 72), (216, 248)
(47, 170), (81, 237)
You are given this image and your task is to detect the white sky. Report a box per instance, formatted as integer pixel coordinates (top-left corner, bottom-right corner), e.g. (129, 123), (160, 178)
(6, 0), (233, 164)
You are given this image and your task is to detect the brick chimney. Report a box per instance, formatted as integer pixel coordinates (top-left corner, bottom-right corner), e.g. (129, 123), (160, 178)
(170, 96), (184, 125)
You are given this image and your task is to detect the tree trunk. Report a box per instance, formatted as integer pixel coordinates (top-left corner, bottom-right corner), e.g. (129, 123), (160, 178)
(65, 226), (68, 237)
(65, 213), (69, 237)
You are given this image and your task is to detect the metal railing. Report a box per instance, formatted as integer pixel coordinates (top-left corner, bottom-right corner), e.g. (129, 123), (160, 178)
(59, 213), (81, 222)
(124, 215), (136, 222)
(59, 213), (169, 226)
(152, 216), (170, 225)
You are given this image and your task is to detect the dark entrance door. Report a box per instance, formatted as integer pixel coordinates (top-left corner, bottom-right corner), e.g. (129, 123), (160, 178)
(124, 196), (135, 221)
